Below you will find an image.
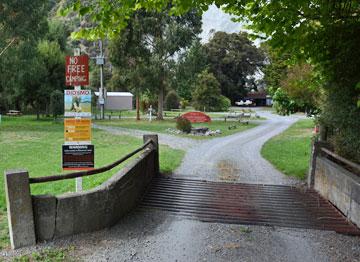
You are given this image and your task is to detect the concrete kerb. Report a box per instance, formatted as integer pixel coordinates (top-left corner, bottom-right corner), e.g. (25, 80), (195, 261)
(5, 134), (159, 249)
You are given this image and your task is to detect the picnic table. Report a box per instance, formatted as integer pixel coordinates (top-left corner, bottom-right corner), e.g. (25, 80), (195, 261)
(224, 111), (249, 124)
(6, 110), (22, 116)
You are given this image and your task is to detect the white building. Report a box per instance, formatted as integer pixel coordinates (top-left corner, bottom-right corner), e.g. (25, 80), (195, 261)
(95, 92), (133, 110)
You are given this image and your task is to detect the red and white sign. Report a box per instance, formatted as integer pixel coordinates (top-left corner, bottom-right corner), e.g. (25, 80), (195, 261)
(181, 112), (211, 123)
(65, 55), (89, 86)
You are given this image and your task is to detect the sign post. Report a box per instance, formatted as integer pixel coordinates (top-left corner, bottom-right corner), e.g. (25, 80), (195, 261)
(64, 49), (92, 192)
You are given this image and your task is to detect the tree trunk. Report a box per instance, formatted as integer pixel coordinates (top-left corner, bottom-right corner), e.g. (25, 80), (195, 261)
(136, 94), (140, 121)
(157, 83), (164, 120)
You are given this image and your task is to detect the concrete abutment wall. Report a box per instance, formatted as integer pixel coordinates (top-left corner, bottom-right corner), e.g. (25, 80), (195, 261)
(4, 135), (159, 249)
(309, 142), (360, 228)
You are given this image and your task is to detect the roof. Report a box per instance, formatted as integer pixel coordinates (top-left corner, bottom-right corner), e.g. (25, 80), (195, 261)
(245, 91), (267, 99)
(94, 92), (133, 97)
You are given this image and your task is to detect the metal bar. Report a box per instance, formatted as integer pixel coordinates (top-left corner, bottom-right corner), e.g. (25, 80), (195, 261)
(140, 177), (360, 235)
(321, 147), (360, 173)
(29, 141), (153, 184)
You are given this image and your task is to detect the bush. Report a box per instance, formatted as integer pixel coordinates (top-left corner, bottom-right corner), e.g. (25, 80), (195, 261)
(165, 91), (180, 110)
(140, 94), (158, 113)
(176, 117), (192, 133)
(180, 99), (189, 110)
(217, 95), (231, 111)
(192, 70), (223, 112)
(272, 88), (296, 115)
(50, 90), (63, 119)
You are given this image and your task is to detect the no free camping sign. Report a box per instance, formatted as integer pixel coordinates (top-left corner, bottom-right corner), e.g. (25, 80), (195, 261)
(65, 55), (89, 86)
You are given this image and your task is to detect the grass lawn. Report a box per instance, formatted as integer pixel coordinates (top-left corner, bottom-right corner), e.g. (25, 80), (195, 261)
(96, 119), (258, 139)
(0, 116), (184, 250)
(261, 119), (315, 180)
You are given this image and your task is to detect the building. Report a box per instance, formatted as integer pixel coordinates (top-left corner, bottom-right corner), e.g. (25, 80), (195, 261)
(94, 92), (133, 110)
(243, 91), (272, 106)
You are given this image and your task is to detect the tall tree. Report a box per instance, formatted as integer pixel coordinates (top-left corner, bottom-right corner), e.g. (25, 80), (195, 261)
(173, 39), (208, 101)
(66, 0), (360, 160)
(205, 32), (265, 103)
(109, 9), (201, 120)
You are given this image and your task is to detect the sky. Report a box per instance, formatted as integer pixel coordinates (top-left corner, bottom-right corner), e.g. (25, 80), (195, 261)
(200, 5), (261, 46)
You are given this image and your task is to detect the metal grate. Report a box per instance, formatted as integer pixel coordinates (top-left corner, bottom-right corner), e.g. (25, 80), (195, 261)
(140, 177), (360, 235)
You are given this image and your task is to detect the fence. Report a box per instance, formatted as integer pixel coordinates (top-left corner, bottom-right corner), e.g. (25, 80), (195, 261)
(4, 134), (159, 249)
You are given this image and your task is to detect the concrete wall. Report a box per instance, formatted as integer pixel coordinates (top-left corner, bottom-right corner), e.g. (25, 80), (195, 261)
(32, 149), (156, 242)
(314, 156), (360, 227)
(5, 135), (159, 248)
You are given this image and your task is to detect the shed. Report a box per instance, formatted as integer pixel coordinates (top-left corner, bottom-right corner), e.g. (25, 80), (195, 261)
(95, 92), (133, 110)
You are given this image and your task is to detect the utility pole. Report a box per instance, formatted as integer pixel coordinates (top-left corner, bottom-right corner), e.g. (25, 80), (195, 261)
(98, 39), (105, 119)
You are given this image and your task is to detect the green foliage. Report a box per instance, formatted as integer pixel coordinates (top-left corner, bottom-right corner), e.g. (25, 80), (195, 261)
(109, 10), (201, 119)
(176, 117), (192, 133)
(192, 70), (223, 112)
(173, 39), (208, 101)
(50, 90), (64, 119)
(205, 32), (265, 103)
(272, 88), (296, 116)
(165, 91), (180, 110)
(219, 95), (231, 112)
(180, 99), (190, 110)
(280, 63), (322, 114)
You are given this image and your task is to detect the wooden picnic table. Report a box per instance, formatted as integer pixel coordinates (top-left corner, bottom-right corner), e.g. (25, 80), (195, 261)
(6, 110), (22, 116)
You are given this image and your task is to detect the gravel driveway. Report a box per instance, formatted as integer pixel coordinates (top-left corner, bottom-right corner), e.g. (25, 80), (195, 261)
(2, 110), (359, 262)
(174, 110), (303, 185)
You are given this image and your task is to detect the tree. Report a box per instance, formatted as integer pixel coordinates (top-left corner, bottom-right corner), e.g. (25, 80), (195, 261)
(205, 32), (265, 103)
(192, 70), (223, 112)
(109, 10), (201, 120)
(280, 63), (322, 114)
(109, 12), (153, 120)
(50, 90), (64, 119)
(173, 39), (208, 101)
(66, 0), (360, 161)
(164, 91), (180, 110)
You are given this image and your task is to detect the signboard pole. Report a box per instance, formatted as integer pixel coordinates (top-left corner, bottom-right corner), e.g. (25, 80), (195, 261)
(99, 40), (105, 120)
(74, 48), (83, 192)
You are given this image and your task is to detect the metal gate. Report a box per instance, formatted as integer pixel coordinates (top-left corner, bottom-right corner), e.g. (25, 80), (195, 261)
(140, 177), (360, 235)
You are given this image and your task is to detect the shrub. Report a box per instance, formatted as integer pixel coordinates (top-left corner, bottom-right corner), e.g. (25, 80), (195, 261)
(180, 99), (189, 110)
(217, 95), (231, 111)
(192, 69), (223, 112)
(50, 90), (63, 119)
(140, 95), (158, 113)
(176, 117), (192, 133)
(165, 91), (180, 110)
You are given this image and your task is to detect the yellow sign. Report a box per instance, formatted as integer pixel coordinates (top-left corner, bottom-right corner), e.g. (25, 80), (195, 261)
(64, 118), (91, 142)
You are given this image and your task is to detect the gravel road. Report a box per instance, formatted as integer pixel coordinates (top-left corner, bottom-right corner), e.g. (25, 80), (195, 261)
(174, 110), (304, 185)
(2, 110), (359, 262)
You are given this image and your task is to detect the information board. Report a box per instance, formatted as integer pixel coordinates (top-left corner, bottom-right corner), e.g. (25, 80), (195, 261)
(65, 55), (89, 86)
(62, 144), (94, 170)
(64, 89), (92, 117)
(64, 118), (91, 142)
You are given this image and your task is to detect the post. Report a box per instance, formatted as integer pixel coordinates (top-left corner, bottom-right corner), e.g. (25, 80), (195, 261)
(308, 140), (328, 188)
(143, 135), (159, 176)
(4, 170), (36, 249)
(99, 39), (105, 120)
(73, 48), (83, 192)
